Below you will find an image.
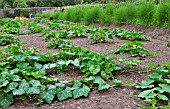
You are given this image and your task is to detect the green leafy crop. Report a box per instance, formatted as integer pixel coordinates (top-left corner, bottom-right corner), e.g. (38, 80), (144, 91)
(136, 62), (170, 108)
(112, 28), (150, 41)
(115, 41), (152, 57)
(0, 34), (22, 46)
(167, 40), (170, 47)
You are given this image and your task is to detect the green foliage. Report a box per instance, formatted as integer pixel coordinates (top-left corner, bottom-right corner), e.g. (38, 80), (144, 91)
(0, 18), (12, 26)
(115, 41), (152, 57)
(27, 23), (44, 34)
(0, 34), (22, 46)
(0, 18), (162, 109)
(136, 62), (170, 108)
(46, 38), (73, 49)
(84, 6), (103, 23)
(156, 1), (170, 27)
(167, 40), (170, 47)
(137, 1), (156, 26)
(112, 28), (150, 41)
(37, 1), (170, 28)
(1, 20), (22, 34)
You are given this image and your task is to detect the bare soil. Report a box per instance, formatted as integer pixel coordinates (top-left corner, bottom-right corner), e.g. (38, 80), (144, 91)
(1, 23), (169, 109)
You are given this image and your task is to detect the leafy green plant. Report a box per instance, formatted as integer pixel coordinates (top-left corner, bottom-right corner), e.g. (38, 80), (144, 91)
(46, 38), (73, 49)
(0, 18), (12, 26)
(3, 20), (20, 28)
(167, 40), (170, 47)
(27, 23), (44, 34)
(2, 27), (22, 34)
(0, 34), (22, 46)
(115, 41), (152, 57)
(43, 31), (58, 40)
(136, 62), (170, 108)
(112, 28), (150, 41)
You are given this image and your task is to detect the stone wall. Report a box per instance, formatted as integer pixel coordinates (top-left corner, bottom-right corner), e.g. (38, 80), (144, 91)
(0, 7), (59, 18)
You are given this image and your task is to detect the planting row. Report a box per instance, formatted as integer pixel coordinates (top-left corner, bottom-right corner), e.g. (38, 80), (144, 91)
(0, 18), (170, 109)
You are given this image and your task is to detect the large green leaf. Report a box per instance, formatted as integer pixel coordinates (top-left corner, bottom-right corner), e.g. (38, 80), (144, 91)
(149, 73), (162, 80)
(57, 87), (72, 101)
(71, 59), (80, 67)
(0, 92), (13, 109)
(27, 87), (40, 94)
(136, 78), (155, 89)
(73, 84), (90, 99)
(12, 79), (29, 95)
(7, 74), (20, 82)
(0, 62), (9, 67)
(29, 80), (41, 87)
(0, 78), (9, 88)
(5, 82), (18, 93)
(157, 94), (168, 101)
(16, 62), (29, 69)
(93, 76), (110, 90)
(12, 88), (25, 95)
(40, 84), (57, 104)
(40, 90), (55, 104)
(34, 63), (43, 70)
(89, 65), (101, 75)
(98, 84), (110, 90)
(72, 81), (90, 99)
(93, 76), (105, 85)
(159, 84), (170, 93)
(165, 79), (170, 84)
(138, 90), (156, 99)
(31, 71), (46, 79)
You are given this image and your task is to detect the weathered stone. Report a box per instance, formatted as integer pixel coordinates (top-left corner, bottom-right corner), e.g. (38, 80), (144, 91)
(0, 7), (59, 18)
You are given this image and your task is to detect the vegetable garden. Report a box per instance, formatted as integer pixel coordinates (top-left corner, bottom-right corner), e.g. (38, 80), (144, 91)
(0, 17), (170, 109)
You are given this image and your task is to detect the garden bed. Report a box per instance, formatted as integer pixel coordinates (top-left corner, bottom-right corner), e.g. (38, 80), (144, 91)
(0, 18), (170, 109)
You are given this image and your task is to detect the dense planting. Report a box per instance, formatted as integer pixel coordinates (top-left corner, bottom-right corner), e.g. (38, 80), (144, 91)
(0, 18), (169, 109)
(37, 1), (170, 28)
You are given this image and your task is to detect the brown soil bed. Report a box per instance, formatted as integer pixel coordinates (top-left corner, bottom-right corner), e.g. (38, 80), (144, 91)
(1, 23), (170, 109)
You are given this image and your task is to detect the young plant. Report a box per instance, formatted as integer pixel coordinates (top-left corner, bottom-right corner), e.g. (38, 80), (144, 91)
(112, 28), (150, 41)
(27, 23), (44, 33)
(167, 40), (170, 47)
(0, 34), (22, 46)
(46, 38), (72, 49)
(136, 62), (170, 108)
(115, 41), (152, 57)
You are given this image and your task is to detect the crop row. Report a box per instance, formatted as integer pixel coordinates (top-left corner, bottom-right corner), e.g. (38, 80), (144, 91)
(0, 18), (170, 109)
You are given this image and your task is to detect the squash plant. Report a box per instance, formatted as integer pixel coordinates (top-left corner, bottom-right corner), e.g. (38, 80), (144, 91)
(1, 20), (22, 34)
(0, 34), (22, 46)
(136, 62), (170, 108)
(27, 23), (44, 34)
(0, 18), (12, 26)
(0, 44), (128, 109)
(46, 38), (73, 49)
(115, 41), (152, 57)
(112, 28), (150, 41)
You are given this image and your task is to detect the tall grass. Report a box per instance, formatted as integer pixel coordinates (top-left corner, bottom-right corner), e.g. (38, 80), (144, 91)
(156, 1), (170, 27)
(137, 1), (156, 26)
(37, 1), (170, 28)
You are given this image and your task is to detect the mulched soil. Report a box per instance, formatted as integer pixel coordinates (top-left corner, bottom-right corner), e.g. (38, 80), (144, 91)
(1, 23), (169, 109)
